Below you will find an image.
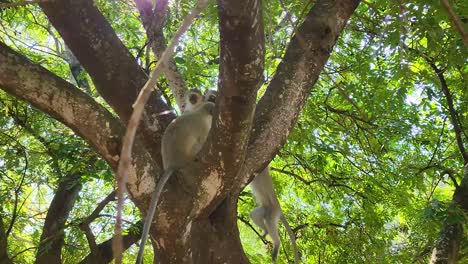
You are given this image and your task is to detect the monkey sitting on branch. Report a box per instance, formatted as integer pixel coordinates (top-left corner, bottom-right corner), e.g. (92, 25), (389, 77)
(136, 89), (214, 264)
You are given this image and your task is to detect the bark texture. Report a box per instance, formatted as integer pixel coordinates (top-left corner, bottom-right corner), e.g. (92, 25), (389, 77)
(243, 0), (361, 182)
(35, 174), (82, 264)
(40, 0), (174, 160)
(79, 222), (142, 264)
(134, 0), (188, 108)
(427, 59), (468, 264)
(0, 42), (160, 202)
(0, 212), (13, 264)
(430, 165), (468, 264)
(0, 0), (361, 262)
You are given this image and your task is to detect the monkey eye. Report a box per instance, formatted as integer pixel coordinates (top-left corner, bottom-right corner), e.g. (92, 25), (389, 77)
(208, 95), (216, 102)
(181, 103), (186, 112)
(189, 94), (198, 104)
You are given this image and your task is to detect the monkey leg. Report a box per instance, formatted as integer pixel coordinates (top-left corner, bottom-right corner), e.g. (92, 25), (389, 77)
(250, 206), (268, 238)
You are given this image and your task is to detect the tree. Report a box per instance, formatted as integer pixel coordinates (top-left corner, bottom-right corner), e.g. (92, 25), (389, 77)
(0, 0), (466, 263)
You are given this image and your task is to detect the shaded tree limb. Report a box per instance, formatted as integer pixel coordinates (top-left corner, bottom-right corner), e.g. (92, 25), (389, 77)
(430, 164), (468, 264)
(242, 0), (361, 183)
(39, 0), (174, 159)
(420, 52), (468, 264)
(63, 45), (92, 95)
(0, 41), (160, 209)
(440, 0), (468, 45)
(428, 61), (467, 164)
(77, 191), (116, 261)
(79, 221), (143, 264)
(79, 224), (101, 260)
(0, 210), (13, 264)
(35, 174), (82, 264)
(82, 191), (116, 226)
(113, 0), (207, 261)
(199, 0), (265, 212)
(134, 0), (189, 108)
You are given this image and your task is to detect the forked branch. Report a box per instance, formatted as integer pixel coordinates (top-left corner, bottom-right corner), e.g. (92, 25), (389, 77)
(113, 0), (208, 262)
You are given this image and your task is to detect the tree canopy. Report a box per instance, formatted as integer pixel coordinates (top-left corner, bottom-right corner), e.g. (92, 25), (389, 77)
(0, 0), (466, 263)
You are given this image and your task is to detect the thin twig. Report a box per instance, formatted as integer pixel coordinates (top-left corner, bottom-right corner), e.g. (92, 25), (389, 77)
(112, 0), (208, 262)
(0, 0), (48, 9)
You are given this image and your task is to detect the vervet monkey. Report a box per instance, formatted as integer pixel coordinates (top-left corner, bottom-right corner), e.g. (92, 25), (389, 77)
(202, 90), (299, 263)
(181, 88), (203, 113)
(136, 89), (214, 264)
(203, 89), (218, 103)
(250, 166), (299, 263)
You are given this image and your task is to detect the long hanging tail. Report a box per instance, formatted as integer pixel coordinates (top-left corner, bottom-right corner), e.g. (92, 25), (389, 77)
(136, 169), (175, 264)
(280, 214), (299, 264)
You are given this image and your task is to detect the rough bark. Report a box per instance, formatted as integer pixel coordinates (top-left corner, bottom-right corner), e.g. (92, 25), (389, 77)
(0, 211), (13, 264)
(39, 0), (174, 159)
(134, 0), (188, 108)
(242, 0), (361, 180)
(79, 222), (142, 264)
(139, 0), (265, 262)
(190, 0), (266, 213)
(428, 60), (468, 264)
(0, 42), (160, 201)
(35, 174), (82, 264)
(0, 0), (360, 262)
(430, 164), (468, 264)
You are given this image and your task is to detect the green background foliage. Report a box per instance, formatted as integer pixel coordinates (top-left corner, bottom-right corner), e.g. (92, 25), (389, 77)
(0, 0), (466, 263)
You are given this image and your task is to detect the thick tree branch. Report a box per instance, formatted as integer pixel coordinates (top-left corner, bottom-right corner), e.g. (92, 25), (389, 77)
(200, 0), (264, 203)
(0, 42), (122, 169)
(113, 1), (207, 261)
(0, 41), (160, 202)
(35, 174), (82, 264)
(79, 222), (142, 264)
(440, 0), (468, 45)
(82, 191), (116, 226)
(134, 0), (188, 107)
(243, 0), (361, 181)
(39, 0), (174, 158)
(0, 211), (13, 264)
(430, 164), (468, 263)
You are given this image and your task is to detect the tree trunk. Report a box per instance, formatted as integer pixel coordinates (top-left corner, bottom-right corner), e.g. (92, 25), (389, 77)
(0, 211), (13, 264)
(36, 174), (82, 264)
(430, 164), (468, 264)
(0, 0), (361, 262)
(150, 196), (249, 264)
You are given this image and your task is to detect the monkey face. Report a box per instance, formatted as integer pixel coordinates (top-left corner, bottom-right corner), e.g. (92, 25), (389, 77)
(203, 89), (218, 103)
(189, 93), (200, 104)
(181, 89), (204, 113)
(206, 94), (216, 103)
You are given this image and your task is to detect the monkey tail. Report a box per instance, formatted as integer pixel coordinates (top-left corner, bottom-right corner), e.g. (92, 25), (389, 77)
(280, 214), (299, 264)
(136, 169), (175, 264)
